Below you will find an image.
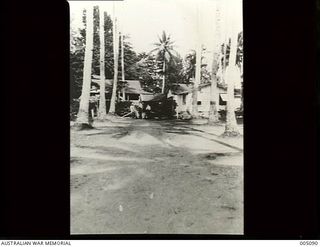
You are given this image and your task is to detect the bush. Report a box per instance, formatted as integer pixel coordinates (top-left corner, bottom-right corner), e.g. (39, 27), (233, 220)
(70, 99), (79, 121)
(116, 101), (132, 116)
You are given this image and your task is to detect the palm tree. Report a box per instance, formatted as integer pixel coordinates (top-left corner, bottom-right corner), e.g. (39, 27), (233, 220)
(191, 43), (202, 118)
(98, 7), (107, 120)
(207, 50), (220, 124)
(192, 2), (202, 119)
(208, 2), (222, 124)
(120, 32), (125, 99)
(76, 5), (94, 128)
(149, 31), (177, 94)
(108, 5), (119, 115)
(224, 6), (241, 136)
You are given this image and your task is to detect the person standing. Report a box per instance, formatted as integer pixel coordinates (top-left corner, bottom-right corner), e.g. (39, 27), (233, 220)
(129, 103), (136, 118)
(138, 101), (143, 119)
(134, 103), (140, 118)
(145, 104), (151, 119)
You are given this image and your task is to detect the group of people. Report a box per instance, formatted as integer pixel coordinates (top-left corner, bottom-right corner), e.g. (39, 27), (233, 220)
(129, 102), (152, 119)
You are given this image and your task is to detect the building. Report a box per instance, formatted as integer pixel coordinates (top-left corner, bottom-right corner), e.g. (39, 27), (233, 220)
(167, 84), (192, 115)
(90, 75), (152, 103)
(168, 82), (242, 119)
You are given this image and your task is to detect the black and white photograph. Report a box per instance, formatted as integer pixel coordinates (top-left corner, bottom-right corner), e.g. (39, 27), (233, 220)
(70, 0), (243, 234)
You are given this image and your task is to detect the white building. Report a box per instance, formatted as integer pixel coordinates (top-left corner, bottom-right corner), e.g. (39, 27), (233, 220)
(168, 82), (242, 119)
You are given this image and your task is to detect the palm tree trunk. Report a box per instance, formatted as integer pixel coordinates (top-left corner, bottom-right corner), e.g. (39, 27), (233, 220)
(224, 10), (240, 136)
(208, 2), (221, 124)
(208, 53), (219, 124)
(76, 6), (94, 127)
(191, 78), (198, 118)
(121, 33), (125, 99)
(192, 3), (201, 119)
(222, 1), (229, 85)
(98, 7), (107, 120)
(109, 14), (119, 114)
(192, 43), (202, 118)
(222, 39), (228, 84)
(161, 59), (165, 94)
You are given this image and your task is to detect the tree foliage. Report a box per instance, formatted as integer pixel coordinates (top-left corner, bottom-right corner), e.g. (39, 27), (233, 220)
(149, 31), (181, 93)
(70, 6), (140, 101)
(183, 49), (212, 85)
(220, 31), (243, 69)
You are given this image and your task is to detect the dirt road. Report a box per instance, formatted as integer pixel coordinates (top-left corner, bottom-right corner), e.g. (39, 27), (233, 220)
(71, 119), (243, 234)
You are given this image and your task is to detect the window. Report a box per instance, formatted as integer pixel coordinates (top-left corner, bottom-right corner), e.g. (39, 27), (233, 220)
(197, 101), (202, 105)
(182, 94), (187, 105)
(219, 94), (227, 105)
(129, 94), (139, 100)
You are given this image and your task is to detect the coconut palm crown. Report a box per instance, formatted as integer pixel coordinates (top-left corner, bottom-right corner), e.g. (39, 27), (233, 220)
(149, 31), (178, 93)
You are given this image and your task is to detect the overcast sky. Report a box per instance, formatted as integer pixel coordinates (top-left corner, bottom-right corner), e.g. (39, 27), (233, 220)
(69, 0), (242, 57)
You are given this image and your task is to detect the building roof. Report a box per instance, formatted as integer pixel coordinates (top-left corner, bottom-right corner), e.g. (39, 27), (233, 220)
(170, 84), (192, 95)
(198, 82), (211, 89)
(91, 78), (113, 87)
(91, 75), (152, 95)
(140, 93), (166, 102)
(123, 80), (152, 95)
(201, 82), (242, 90)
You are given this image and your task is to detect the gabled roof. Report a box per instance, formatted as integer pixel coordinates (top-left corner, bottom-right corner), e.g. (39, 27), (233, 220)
(91, 75), (152, 95)
(123, 80), (152, 95)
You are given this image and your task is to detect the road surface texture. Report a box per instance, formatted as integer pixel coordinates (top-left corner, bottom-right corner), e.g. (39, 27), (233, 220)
(71, 119), (243, 234)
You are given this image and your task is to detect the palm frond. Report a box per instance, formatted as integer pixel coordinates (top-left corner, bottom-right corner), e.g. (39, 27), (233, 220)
(164, 51), (171, 62)
(148, 47), (160, 56)
(152, 42), (162, 46)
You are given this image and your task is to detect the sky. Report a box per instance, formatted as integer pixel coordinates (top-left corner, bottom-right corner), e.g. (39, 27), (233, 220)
(69, 0), (242, 58)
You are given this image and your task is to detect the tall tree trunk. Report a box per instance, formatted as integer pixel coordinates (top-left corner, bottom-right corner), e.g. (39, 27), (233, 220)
(208, 54), (219, 124)
(192, 3), (201, 119)
(222, 1), (229, 85)
(224, 8), (240, 136)
(121, 33), (125, 99)
(161, 59), (165, 94)
(208, 2), (221, 124)
(109, 14), (119, 114)
(192, 43), (201, 118)
(76, 6), (94, 127)
(222, 38), (228, 84)
(98, 8), (107, 120)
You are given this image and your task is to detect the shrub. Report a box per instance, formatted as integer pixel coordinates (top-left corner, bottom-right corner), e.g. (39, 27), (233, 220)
(116, 101), (132, 116)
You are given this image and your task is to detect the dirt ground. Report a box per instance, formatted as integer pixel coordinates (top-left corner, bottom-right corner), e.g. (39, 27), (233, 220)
(70, 119), (243, 234)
